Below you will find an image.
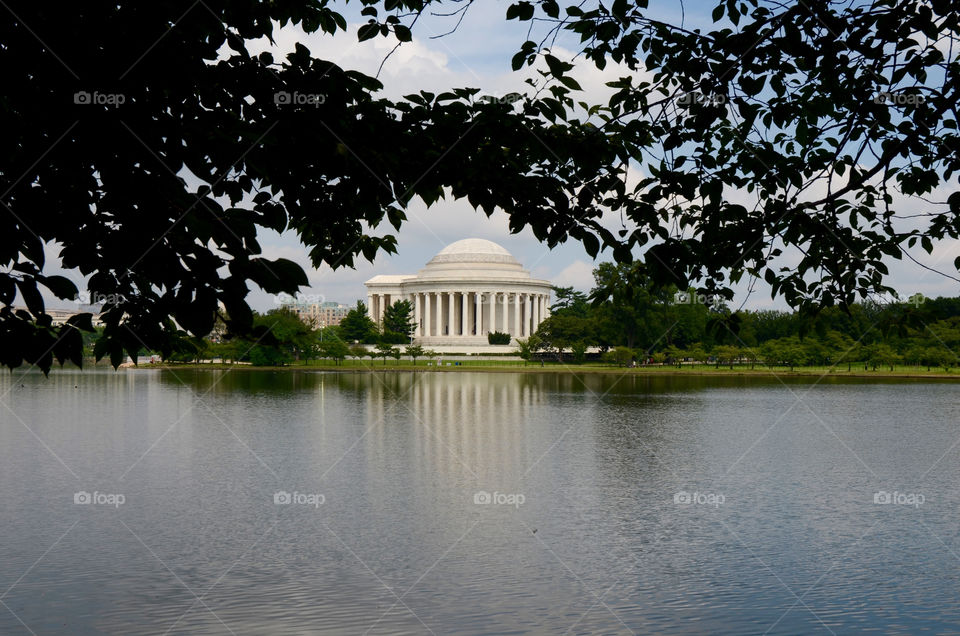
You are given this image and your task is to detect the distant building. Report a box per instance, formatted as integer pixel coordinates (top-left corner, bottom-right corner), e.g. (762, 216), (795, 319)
(280, 300), (352, 328)
(13, 307), (104, 327)
(364, 238), (552, 346)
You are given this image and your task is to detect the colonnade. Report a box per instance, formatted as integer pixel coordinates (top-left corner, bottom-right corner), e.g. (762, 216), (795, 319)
(367, 290), (550, 340)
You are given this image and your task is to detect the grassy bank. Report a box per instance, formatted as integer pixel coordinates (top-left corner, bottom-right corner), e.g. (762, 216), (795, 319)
(143, 359), (960, 380)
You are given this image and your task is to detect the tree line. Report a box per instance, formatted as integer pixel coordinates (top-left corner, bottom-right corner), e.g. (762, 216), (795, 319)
(164, 299), (432, 366)
(520, 262), (960, 371)
(152, 260), (960, 372)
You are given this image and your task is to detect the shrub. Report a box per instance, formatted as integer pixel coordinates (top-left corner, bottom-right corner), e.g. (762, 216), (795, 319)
(487, 331), (511, 345)
(571, 341), (587, 364)
(380, 330), (409, 344)
(602, 346), (634, 367)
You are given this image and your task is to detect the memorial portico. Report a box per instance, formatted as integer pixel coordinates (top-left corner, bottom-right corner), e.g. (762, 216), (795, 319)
(365, 238), (552, 346)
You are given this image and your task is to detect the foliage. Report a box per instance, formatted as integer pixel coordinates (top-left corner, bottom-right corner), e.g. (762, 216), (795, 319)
(380, 330), (410, 344)
(506, 0), (960, 311)
(487, 331), (512, 345)
(164, 337), (209, 364)
(603, 346), (635, 367)
(382, 300), (415, 340)
(2, 0), (626, 372)
(318, 338), (350, 365)
(570, 341), (587, 364)
(349, 345), (368, 362)
(7, 1), (960, 371)
(374, 342), (399, 365)
(515, 335), (543, 365)
(241, 307), (313, 365)
(248, 344), (292, 367)
(712, 345), (741, 370)
(340, 301), (379, 344)
(405, 344), (425, 364)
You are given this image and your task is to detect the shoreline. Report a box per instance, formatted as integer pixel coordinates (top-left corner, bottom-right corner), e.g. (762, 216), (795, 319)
(137, 363), (960, 381)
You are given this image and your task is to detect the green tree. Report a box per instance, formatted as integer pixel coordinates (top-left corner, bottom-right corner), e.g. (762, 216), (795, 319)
(923, 347), (949, 372)
(340, 301), (379, 344)
(240, 307), (312, 365)
(374, 342), (397, 366)
(712, 345), (741, 370)
(686, 344), (709, 367)
(865, 343), (900, 371)
(550, 287), (591, 318)
(248, 344), (291, 367)
(349, 345), (368, 364)
(516, 335), (543, 366)
(382, 300), (415, 342)
(209, 340), (241, 364)
(664, 345), (685, 368)
(603, 346), (634, 368)
(590, 263), (673, 350)
(319, 339), (350, 365)
(570, 341), (587, 364)
(404, 344), (424, 365)
(535, 314), (592, 359)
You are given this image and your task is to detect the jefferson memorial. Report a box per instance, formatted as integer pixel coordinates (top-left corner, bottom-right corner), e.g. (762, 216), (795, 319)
(364, 238), (552, 346)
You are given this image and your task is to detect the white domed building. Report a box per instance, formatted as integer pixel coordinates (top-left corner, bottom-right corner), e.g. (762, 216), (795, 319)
(364, 238), (552, 347)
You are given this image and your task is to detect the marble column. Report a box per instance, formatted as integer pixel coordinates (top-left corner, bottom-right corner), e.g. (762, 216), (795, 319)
(414, 293), (422, 336)
(461, 293), (468, 337)
(443, 292), (450, 336)
(438, 292), (444, 336)
(367, 294), (374, 320)
(513, 293), (520, 338)
(474, 292), (481, 335)
(526, 294), (533, 335)
(448, 292), (454, 336)
(424, 292), (432, 337)
(481, 293), (488, 334)
(490, 293), (497, 334)
(502, 293), (509, 336)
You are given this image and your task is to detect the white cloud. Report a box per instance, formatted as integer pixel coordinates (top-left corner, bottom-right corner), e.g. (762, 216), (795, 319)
(552, 260), (597, 291)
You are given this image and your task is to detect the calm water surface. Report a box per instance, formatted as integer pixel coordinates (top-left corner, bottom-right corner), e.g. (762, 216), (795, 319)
(2, 369), (960, 634)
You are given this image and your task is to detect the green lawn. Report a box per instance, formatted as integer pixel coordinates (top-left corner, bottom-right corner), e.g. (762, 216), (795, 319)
(154, 358), (960, 378)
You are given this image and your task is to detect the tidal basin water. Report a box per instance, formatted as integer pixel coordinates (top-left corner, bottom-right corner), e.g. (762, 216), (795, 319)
(2, 369), (960, 634)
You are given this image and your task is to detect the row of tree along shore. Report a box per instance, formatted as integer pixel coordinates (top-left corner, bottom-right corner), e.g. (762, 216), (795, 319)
(105, 262), (959, 374)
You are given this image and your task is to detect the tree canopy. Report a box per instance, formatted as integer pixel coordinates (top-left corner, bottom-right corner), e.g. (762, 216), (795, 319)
(381, 299), (415, 343)
(3, 0), (958, 372)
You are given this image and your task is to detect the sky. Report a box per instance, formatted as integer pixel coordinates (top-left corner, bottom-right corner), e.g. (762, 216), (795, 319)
(236, 2), (959, 313)
(39, 1), (960, 312)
